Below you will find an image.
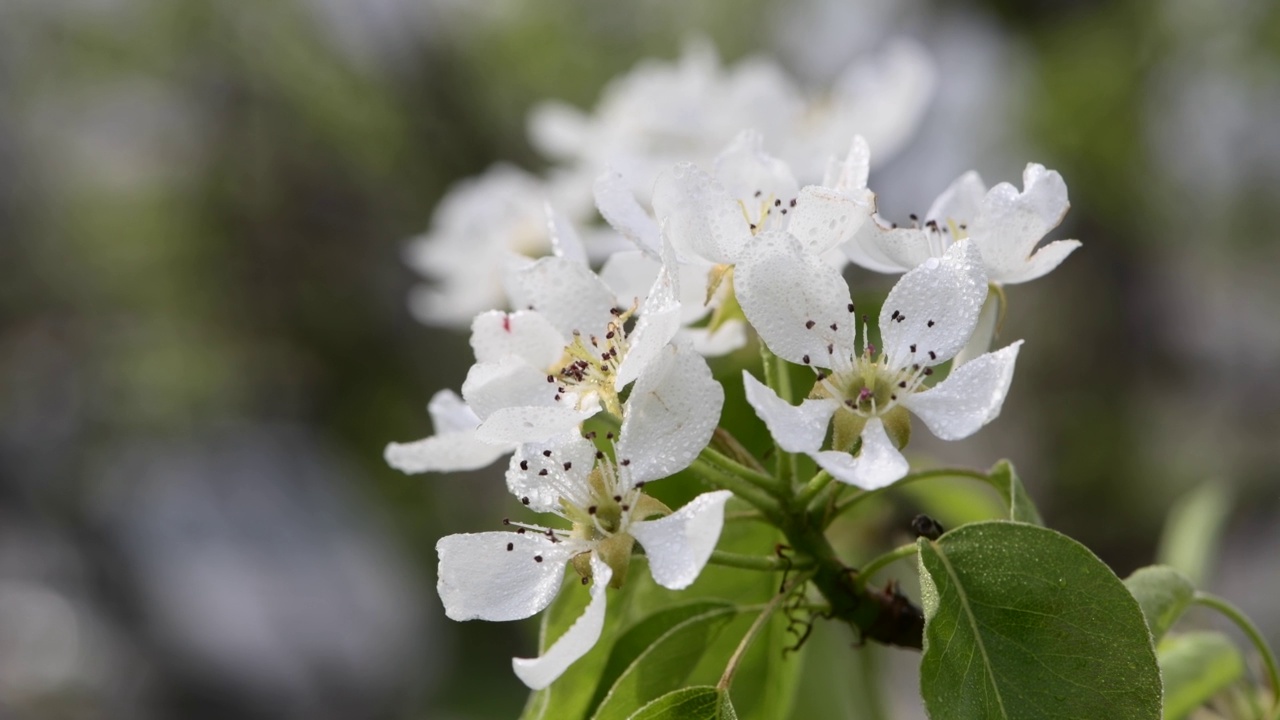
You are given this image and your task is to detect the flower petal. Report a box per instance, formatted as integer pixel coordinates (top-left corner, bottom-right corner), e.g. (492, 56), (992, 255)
(735, 230), (858, 368)
(477, 405), (600, 445)
(811, 417), (909, 490)
(461, 359), (553, 421)
(951, 288), (1000, 368)
(616, 342), (724, 487)
(900, 340), (1022, 441)
(512, 553), (612, 690)
(630, 490), (732, 590)
(469, 310), (565, 367)
(841, 216), (917, 274)
(427, 389), (481, 434)
(925, 171), (986, 225)
(679, 319), (747, 357)
(711, 130), (798, 207)
(436, 531), (574, 622)
(593, 169), (661, 257)
(505, 432), (601, 513)
(599, 250), (661, 309)
(615, 238), (684, 389)
(969, 164), (1072, 284)
(996, 239), (1082, 285)
(384, 433), (509, 474)
(822, 135), (870, 193)
(651, 163), (751, 265)
(742, 370), (837, 454)
(879, 240), (987, 369)
(787, 185), (871, 256)
(545, 204), (587, 265)
(505, 256), (618, 337)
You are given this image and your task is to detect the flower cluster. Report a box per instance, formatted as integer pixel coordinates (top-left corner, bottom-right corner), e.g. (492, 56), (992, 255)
(389, 42), (1079, 690)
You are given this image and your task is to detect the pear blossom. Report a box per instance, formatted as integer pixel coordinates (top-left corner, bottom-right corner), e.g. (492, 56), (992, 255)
(737, 235), (1023, 489)
(844, 163), (1079, 363)
(435, 341), (728, 689)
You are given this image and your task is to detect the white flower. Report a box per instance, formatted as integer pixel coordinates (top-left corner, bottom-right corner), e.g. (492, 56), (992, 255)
(383, 389), (514, 474)
(461, 230), (685, 444)
(435, 342), (728, 689)
(845, 162), (1079, 364)
(737, 235), (1023, 489)
(846, 162), (1079, 284)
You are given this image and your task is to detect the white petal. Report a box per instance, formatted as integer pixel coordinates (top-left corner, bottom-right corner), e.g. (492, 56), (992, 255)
(925, 171), (986, 225)
(822, 135), (870, 192)
(469, 310), (565, 367)
(735, 230), (858, 368)
(427, 389), (481, 434)
(545, 205), (587, 265)
(616, 238), (684, 389)
(593, 169), (661, 257)
(505, 432), (600, 513)
(505, 256), (618, 337)
(527, 100), (590, 161)
(901, 340), (1023, 441)
(651, 163), (751, 265)
(512, 552), (612, 690)
(787, 185), (871, 256)
(880, 240), (987, 369)
(436, 532), (574, 622)
(841, 216), (915, 274)
(742, 370), (837, 454)
(599, 250), (661, 308)
(995, 239), (1082, 285)
(811, 418), (909, 490)
(476, 404), (600, 445)
(711, 130), (798, 206)
(616, 343), (724, 487)
(384, 433), (509, 474)
(969, 164), (1071, 283)
(461, 359), (552, 421)
(679, 320), (747, 357)
(630, 490), (732, 590)
(951, 288), (1000, 368)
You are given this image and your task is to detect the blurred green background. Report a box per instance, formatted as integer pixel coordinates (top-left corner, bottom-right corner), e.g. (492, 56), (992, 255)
(2, 0), (1278, 718)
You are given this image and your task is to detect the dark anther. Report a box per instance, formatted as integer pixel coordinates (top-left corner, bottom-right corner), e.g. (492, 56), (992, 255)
(910, 343), (917, 353)
(896, 315), (906, 323)
(815, 372), (827, 381)
(502, 518), (510, 525)
(620, 459), (631, 466)
(890, 394), (897, 401)
(517, 528), (526, 534)
(588, 506), (597, 514)
(563, 462), (572, 471)
(928, 351), (937, 360)
(912, 514), (945, 541)
(546, 374), (554, 383)
(621, 504), (630, 511)
(805, 320), (816, 329)
(830, 323), (838, 331)
(923, 368), (933, 376)
(581, 577), (590, 585)
(826, 343), (834, 354)
(749, 223), (757, 230)
(909, 213), (919, 221)
(635, 481), (646, 488)
(606, 432), (615, 440)
(774, 199), (782, 207)
(534, 555), (543, 563)
(781, 208), (787, 215)
(553, 394), (561, 401)
(538, 469), (548, 476)
(506, 542), (514, 551)
(789, 198), (797, 207)
(610, 307), (622, 316)
(754, 190), (762, 197)
(521, 497), (530, 505)
(519, 460), (529, 470)
(613, 495), (622, 502)
(847, 303), (855, 312)
(605, 331), (615, 339)
(802, 354), (811, 364)
(927, 319), (935, 327)
(898, 381), (907, 388)
(595, 451), (604, 459)
(542, 449), (552, 457)
(585, 431), (596, 439)
(891, 309), (900, 320)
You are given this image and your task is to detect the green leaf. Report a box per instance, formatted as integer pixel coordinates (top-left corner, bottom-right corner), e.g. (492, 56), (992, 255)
(590, 605), (739, 720)
(627, 686), (738, 720)
(1157, 481), (1232, 587)
(1124, 565), (1196, 642)
(1158, 632), (1245, 720)
(917, 521), (1162, 719)
(985, 460), (1043, 525)
(589, 600), (736, 713)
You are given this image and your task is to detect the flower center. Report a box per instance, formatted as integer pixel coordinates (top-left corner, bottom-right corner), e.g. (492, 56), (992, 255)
(738, 190), (798, 235)
(546, 307), (634, 417)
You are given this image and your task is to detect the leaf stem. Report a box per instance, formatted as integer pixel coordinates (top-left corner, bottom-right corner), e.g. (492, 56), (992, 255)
(794, 470), (834, 510)
(853, 544), (919, 590)
(688, 456), (784, 524)
(1193, 592), (1280, 719)
(698, 445), (789, 498)
(717, 584), (792, 691)
(709, 550), (814, 572)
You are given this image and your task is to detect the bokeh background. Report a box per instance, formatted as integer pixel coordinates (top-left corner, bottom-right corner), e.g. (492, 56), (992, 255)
(2, 0), (1279, 718)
